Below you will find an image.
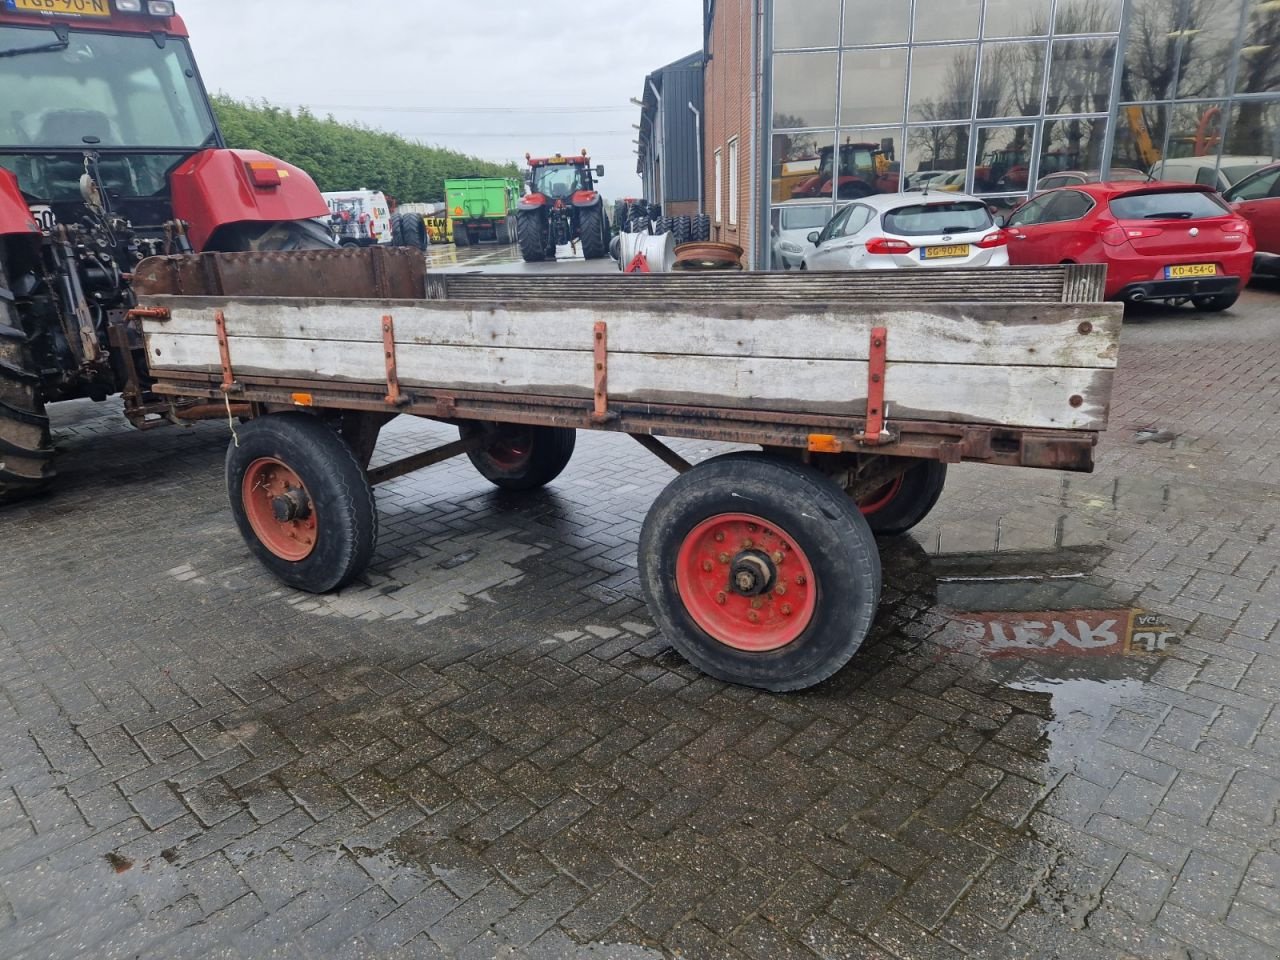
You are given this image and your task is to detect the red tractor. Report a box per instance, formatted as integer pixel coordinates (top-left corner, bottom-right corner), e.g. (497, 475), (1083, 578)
(0, 1), (334, 502)
(517, 151), (609, 262)
(790, 142), (899, 200)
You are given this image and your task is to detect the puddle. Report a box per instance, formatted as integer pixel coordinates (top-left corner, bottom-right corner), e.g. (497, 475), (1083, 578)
(1008, 675), (1155, 774)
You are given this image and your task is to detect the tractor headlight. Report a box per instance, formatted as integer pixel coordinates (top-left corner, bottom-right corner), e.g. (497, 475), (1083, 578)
(115, 0), (143, 11)
(147, 1), (176, 15)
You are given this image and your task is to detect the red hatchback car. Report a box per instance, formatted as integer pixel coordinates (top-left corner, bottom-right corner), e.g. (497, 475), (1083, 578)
(1223, 162), (1280, 277)
(1004, 182), (1255, 311)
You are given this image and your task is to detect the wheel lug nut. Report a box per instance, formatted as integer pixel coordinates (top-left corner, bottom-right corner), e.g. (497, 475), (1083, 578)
(702, 559), (713, 572)
(781, 603), (792, 616)
(751, 598), (764, 610)
(714, 531), (725, 543)
(772, 551), (784, 564)
(748, 611), (759, 623)
(775, 583), (786, 596)
(741, 539), (754, 549)
(716, 591), (727, 605)
(795, 575), (807, 586)
(718, 553), (730, 564)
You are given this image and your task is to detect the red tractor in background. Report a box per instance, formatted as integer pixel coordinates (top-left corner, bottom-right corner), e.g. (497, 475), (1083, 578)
(517, 151), (609, 263)
(789, 141), (899, 200)
(0, 1), (334, 502)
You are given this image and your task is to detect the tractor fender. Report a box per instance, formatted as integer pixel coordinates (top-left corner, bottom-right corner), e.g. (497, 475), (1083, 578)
(170, 149), (329, 252)
(571, 190), (602, 209)
(0, 169), (40, 238)
(518, 194), (547, 213)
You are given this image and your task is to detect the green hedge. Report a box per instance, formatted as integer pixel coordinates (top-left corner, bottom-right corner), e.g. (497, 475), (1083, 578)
(210, 96), (519, 203)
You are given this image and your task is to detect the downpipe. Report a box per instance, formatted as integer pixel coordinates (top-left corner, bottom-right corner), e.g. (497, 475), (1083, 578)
(689, 101), (703, 216)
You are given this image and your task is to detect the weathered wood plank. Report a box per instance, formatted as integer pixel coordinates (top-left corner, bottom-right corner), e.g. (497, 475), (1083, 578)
(146, 332), (1113, 430)
(149, 298), (1120, 369)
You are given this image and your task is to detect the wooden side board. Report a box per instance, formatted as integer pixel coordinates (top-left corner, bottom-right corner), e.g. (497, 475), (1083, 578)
(142, 296), (1122, 431)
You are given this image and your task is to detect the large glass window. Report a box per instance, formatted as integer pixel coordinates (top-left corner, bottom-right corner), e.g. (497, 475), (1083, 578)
(772, 130), (834, 202)
(841, 48), (908, 125)
(1040, 117), (1107, 177)
(1112, 102), (1167, 173)
(977, 41), (1048, 118)
(774, 52), (839, 128)
(843, 0), (909, 45)
(913, 0), (981, 43)
(774, 0), (842, 50)
(1046, 37), (1117, 114)
(983, 0), (1052, 38)
(973, 122), (1035, 192)
(909, 44), (977, 123)
(1055, 0), (1123, 34)
(1224, 100), (1280, 160)
(906, 123), (970, 188)
(1237, 4), (1280, 95)
(827, 131), (902, 197)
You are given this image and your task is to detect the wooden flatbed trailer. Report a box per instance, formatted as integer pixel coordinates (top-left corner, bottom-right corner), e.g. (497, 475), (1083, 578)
(132, 249), (1121, 691)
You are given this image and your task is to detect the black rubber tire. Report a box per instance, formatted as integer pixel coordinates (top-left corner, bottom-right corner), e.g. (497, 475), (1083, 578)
(459, 422), (576, 491)
(693, 213), (711, 242)
(517, 211), (546, 262)
(856, 460), (948, 537)
(208, 218), (337, 252)
(673, 215), (691, 246)
(1191, 292), (1239, 312)
(400, 213), (427, 250)
(390, 213), (406, 247)
(629, 201), (648, 225)
(454, 221), (470, 247)
(628, 216), (650, 235)
(226, 413), (377, 593)
(579, 204), (608, 260)
(0, 317), (55, 504)
(647, 203), (662, 221)
(654, 216), (673, 236)
(639, 452), (881, 691)
(613, 201), (629, 233)
(495, 215), (514, 245)
(836, 181), (874, 200)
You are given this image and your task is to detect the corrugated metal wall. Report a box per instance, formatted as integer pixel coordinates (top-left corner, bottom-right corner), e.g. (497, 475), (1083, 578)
(660, 63), (704, 205)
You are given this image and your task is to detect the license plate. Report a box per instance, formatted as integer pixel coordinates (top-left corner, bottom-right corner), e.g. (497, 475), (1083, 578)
(922, 244), (970, 259)
(1165, 263), (1217, 279)
(9, 0), (110, 16)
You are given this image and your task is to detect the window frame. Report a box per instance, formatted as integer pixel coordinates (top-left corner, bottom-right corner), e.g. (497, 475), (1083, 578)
(728, 137), (740, 227)
(714, 148), (723, 224)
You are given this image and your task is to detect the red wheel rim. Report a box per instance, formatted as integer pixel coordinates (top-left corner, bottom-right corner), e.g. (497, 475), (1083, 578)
(484, 427), (533, 469)
(242, 458), (318, 561)
(675, 513), (817, 652)
(858, 475), (904, 516)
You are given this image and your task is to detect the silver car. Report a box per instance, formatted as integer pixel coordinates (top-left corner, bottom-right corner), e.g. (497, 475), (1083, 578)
(801, 191), (1010, 271)
(771, 200), (839, 269)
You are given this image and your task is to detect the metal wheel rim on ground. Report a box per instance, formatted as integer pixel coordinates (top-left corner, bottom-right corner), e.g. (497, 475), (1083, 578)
(674, 512), (817, 652)
(242, 458), (318, 561)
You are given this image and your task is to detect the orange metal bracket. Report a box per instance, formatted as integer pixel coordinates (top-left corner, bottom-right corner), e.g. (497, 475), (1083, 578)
(215, 309), (238, 392)
(382, 314), (403, 406)
(857, 326), (888, 445)
(591, 321), (609, 422)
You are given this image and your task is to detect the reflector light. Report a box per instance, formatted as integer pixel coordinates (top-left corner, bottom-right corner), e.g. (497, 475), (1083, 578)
(865, 237), (914, 255)
(245, 161), (282, 188)
(147, 1), (175, 14)
(115, 0), (143, 11)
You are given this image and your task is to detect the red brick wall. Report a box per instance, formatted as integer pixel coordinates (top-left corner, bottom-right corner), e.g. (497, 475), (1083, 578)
(705, 0), (756, 266)
(663, 200), (701, 219)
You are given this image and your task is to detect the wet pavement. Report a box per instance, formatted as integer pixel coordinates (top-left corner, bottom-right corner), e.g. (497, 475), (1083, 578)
(426, 239), (617, 274)
(1, 276), (1278, 959)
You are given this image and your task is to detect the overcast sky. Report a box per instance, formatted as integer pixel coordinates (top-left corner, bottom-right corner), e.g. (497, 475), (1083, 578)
(179, 0), (703, 199)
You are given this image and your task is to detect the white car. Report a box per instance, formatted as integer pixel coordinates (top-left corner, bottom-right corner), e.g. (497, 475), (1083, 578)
(771, 200), (840, 269)
(801, 192), (1009, 272)
(1150, 155), (1275, 193)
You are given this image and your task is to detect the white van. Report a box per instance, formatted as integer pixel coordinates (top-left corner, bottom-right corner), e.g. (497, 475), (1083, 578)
(1150, 156), (1275, 193)
(319, 189), (393, 247)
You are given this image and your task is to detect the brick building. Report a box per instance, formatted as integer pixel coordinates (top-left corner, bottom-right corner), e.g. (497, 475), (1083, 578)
(703, 0), (1279, 269)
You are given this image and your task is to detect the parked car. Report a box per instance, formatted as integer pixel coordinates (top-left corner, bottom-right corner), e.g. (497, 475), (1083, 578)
(1223, 162), (1280, 277)
(771, 200), (842, 269)
(801, 192), (1009, 271)
(930, 170), (968, 192)
(1035, 168), (1146, 190)
(906, 170), (949, 190)
(1003, 182), (1254, 310)
(1150, 156), (1274, 193)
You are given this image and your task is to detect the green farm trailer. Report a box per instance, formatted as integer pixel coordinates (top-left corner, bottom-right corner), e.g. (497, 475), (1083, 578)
(445, 177), (521, 246)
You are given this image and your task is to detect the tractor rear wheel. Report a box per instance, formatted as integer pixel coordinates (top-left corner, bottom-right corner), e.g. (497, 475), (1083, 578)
(390, 213), (406, 246)
(208, 218), (337, 252)
(400, 213), (427, 250)
(517, 211), (547, 262)
(580, 205), (608, 260)
(0, 314), (54, 505)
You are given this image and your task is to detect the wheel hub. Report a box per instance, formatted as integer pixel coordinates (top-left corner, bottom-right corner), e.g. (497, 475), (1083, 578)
(730, 552), (775, 597)
(242, 458), (318, 562)
(271, 488), (311, 523)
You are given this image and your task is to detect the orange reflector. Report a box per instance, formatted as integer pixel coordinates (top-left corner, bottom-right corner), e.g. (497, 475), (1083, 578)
(291, 392), (314, 406)
(807, 434), (842, 454)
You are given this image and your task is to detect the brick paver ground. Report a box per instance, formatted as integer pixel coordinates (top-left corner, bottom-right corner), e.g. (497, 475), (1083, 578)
(0, 280), (1277, 959)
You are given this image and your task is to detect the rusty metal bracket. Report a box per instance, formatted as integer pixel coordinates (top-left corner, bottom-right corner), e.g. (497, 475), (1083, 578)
(215, 309), (239, 392)
(856, 326), (889, 446)
(382, 314), (407, 407)
(591, 320), (612, 423)
(124, 306), (170, 322)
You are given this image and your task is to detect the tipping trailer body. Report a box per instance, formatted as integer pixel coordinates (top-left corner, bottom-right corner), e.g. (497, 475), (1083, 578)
(130, 252), (1121, 690)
